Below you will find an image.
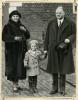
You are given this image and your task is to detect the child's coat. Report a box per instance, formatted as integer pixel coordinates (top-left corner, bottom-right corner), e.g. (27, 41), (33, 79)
(24, 49), (41, 76)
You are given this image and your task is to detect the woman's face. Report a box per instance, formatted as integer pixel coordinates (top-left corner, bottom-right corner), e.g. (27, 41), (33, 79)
(11, 15), (20, 22)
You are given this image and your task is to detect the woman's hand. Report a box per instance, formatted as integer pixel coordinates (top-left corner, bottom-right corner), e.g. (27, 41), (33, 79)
(14, 36), (22, 41)
(20, 26), (26, 31)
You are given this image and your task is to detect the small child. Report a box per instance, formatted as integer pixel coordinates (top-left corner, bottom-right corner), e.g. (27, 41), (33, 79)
(24, 40), (44, 93)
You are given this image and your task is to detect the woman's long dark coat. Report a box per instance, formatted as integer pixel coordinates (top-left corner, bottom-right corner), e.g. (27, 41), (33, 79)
(44, 17), (76, 74)
(2, 20), (30, 81)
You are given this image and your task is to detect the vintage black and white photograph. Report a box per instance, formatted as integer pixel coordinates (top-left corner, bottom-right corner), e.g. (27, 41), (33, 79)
(2, 2), (76, 97)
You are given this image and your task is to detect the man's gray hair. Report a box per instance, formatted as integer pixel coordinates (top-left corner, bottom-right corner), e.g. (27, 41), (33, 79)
(56, 6), (65, 15)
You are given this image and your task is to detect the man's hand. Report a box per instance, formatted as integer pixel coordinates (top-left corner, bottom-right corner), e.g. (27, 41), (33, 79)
(44, 50), (47, 54)
(64, 39), (70, 44)
(44, 50), (48, 59)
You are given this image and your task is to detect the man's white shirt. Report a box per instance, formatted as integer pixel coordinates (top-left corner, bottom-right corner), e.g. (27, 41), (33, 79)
(57, 18), (64, 27)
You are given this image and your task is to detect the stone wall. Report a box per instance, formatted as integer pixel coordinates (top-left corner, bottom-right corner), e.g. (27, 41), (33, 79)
(3, 3), (76, 41)
(17, 3), (76, 41)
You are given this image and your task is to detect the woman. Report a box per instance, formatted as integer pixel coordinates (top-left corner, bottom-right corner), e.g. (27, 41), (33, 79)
(2, 10), (30, 92)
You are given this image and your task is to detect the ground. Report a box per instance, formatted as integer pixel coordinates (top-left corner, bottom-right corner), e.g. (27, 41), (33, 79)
(1, 45), (76, 97)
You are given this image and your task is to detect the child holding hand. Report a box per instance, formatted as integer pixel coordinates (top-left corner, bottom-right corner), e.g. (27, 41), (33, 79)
(24, 40), (45, 93)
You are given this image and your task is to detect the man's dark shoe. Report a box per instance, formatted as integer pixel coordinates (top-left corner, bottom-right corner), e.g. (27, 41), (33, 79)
(50, 89), (58, 95)
(17, 87), (23, 90)
(29, 88), (34, 93)
(33, 87), (38, 93)
(13, 87), (19, 93)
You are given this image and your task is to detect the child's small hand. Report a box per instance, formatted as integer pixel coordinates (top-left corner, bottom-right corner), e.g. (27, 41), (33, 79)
(24, 61), (28, 67)
(26, 66), (30, 69)
(24, 65), (27, 68)
(41, 55), (45, 59)
(39, 54), (47, 60)
(39, 50), (47, 59)
(24, 65), (30, 69)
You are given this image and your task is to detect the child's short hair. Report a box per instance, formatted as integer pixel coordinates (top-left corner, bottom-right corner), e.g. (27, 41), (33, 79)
(29, 40), (39, 49)
(30, 40), (38, 45)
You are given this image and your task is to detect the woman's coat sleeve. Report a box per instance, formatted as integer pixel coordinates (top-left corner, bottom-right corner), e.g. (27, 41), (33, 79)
(2, 25), (15, 42)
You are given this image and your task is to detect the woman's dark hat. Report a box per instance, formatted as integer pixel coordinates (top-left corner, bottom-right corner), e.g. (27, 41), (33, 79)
(9, 10), (21, 18)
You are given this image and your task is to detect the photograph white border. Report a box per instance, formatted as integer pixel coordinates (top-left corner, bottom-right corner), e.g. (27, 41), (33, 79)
(0, 0), (78, 100)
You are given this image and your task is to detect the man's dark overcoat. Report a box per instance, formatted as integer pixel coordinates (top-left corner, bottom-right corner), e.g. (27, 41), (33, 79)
(2, 19), (30, 81)
(44, 17), (76, 74)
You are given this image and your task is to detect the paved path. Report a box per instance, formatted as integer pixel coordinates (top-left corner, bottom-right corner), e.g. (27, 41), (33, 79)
(1, 45), (76, 97)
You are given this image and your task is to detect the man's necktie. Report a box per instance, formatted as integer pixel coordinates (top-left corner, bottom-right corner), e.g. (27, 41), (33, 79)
(58, 21), (61, 27)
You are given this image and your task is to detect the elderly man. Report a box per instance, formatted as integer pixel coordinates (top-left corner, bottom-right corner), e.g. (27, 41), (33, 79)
(44, 6), (76, 95)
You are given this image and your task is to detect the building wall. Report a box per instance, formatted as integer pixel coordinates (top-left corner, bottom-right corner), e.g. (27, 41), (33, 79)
(2, 3), (9, 26)
(17, 3), (76, 41)
(3, 3), (76, 41)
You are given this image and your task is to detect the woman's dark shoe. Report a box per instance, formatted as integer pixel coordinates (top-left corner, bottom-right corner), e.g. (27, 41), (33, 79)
(50, 89), (58, 95)
(60, 91), (65, 96)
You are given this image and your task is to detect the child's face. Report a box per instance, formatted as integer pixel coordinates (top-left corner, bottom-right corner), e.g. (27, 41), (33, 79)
(31, 43), (37, 51)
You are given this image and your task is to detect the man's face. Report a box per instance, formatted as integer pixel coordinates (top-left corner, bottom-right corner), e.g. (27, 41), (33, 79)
(56, 7), (65, 20)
